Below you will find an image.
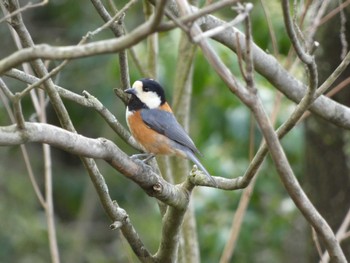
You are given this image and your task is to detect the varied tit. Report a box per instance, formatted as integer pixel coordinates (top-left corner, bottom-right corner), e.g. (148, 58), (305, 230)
(125, 78), (215, 184)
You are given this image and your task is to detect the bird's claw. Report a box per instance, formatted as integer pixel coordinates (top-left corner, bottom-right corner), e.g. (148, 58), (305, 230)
(130, 153), (155, 164)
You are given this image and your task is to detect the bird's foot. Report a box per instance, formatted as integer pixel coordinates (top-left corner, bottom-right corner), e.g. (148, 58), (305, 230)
(130, 153), (155, 164)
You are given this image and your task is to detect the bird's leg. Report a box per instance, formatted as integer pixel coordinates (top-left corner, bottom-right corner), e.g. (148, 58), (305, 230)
(130, 153), (155, 163)
(142, 153), (155, 163)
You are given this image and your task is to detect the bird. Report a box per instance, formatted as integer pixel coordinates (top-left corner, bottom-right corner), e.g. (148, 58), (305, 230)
(124, 78), (216, 185)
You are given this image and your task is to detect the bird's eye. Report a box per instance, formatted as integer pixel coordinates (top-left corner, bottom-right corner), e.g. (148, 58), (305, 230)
(143, 86), (150, 92)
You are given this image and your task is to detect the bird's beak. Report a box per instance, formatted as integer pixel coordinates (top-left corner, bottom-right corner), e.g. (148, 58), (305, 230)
(124, 88), (137, 95)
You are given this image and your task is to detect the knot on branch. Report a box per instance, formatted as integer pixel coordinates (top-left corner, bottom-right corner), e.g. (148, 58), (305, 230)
(110, 221), (123, 230)
(82, 90), (104, 110)
(109, 201), (129, 230)
(152, 182), (163, 193)
(189, 165), (214, 187)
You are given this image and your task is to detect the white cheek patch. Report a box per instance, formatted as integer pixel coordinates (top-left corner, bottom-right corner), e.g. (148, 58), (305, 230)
(133, 80), (143, 94)
(137, 91), (161, 109)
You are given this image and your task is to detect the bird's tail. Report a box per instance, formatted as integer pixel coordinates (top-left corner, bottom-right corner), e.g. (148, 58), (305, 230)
(185, 150), (217, 187)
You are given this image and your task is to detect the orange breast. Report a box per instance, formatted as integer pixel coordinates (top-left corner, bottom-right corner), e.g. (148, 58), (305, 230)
(127, 110), (176, 155)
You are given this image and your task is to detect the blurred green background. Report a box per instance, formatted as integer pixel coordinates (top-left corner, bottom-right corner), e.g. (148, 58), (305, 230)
(0, 0), (349, 262)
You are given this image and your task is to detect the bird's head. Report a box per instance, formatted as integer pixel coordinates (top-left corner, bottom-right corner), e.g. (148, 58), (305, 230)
(125, 78), (166, 109)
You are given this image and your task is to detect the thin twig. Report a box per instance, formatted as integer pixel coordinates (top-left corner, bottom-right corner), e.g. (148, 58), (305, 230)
(312, 227), (324, 259)
(239, 50), (350, 190)
(90, 0), (138, 89)
(144, 0), (158, 78)
(220, 116), (257, 263)
(338, 0), (348, 60)
(158, 0), (238, 31)
(176, 0), (346, 260)
(320, 207), (350, 262)
(235, 32), (246, 80)
(0, 0), (48, 24)
(306, 0), (332, 47)
(39, 88), (60, 263)
(1, 0), (350, 130)
(5, 69), (141, 150)
(128, 46), (149, 76)
(0, 79), (46, 207)
(243, 3), (254, 90)
(319, 0), (350, 26)
(16, 0), (137, 100)
(12, 93), (25, 129)
(316, 51), (350, 97)
(193, 3), (252, 43)
(325, 76), (350, 98)
(260, 0), (279, 57)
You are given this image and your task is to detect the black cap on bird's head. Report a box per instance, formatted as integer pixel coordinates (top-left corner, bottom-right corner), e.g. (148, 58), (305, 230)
(125, 78), (166, 109)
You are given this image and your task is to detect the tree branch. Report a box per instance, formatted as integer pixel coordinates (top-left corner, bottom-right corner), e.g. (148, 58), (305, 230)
(81, 158), (153, 262)
(154, 181), (194, 263)
(1, 0), (350, 130)
(161, 0), (350, 129)
(174, 0), (346, 261)
(0, 122), (190, 208)
(5, 69), (141, 151)
(90, 0), (134, 90)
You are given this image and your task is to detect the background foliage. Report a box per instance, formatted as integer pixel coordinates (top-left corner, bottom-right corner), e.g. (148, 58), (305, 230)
(0, 0), (348, 262)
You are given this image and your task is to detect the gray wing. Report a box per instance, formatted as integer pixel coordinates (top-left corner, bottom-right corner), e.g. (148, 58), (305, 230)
(141, 109), (200, 154)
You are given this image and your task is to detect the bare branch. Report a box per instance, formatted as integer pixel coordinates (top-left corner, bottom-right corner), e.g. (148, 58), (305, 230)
(43, 142), (60, 263)
(260, 0), (279, 57)
(82, 159), (153, 262)
(319, 0), (350, 26)
(159, 0), (350, 129)
(0, 23), (152, 74)
(220, 9), (256, 262)
(312, 227), (324, 259)
(154, 181), (194, 263)
(14, 0), (136, 100)
(90, 0), (136, 89)
(193, 3), (252, 43)
(242, 49), (350, 189)
(0, 78), (46, 207)
(316, 51), (350, 96)
(5, 69), (141, 150)
(320, 207), (350, 262)
(250, 99), (346, 263)
(157, 0), (238, 31)
(0, 0), (48, 24)
(0, 1), (349, 130)
(12, 93), (25, 129)
(174, 0), (346, 260)
(306, 0), (332, 45)
(5, 0), (75, 130)
(282, 0), (318, 93)
(3, 3), (159, 261)
(0, 122), (190, 208)
(144, 0), (158, 78)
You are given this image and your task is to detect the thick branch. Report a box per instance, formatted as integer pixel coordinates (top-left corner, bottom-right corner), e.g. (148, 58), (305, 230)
(0, 20), (155, 74)
(0, 122), (189, 209)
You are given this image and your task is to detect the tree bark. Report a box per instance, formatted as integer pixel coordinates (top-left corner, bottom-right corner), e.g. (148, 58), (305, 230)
(304, 4), (350, 261)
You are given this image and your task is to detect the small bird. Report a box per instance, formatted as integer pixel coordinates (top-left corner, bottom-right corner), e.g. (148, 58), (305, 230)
(125, 78), (215, 185)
